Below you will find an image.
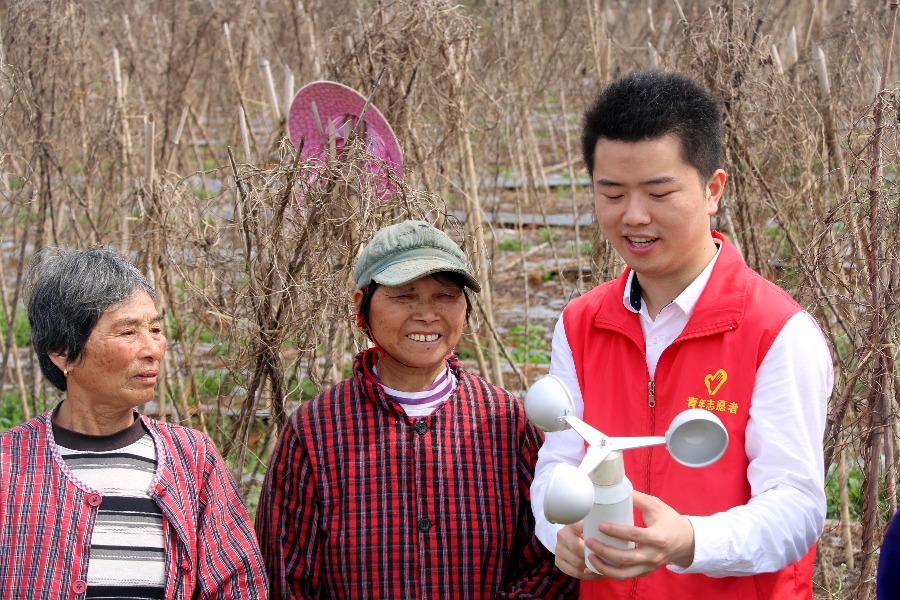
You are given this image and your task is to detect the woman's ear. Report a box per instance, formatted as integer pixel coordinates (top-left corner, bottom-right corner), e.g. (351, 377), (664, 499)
(48, 351), (69, 374)
(353, 289), (365, 328)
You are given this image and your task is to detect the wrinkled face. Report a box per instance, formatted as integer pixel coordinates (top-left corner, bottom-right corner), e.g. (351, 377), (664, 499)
(592, 135), (724, 291)
(356, 275), (467, 382)
(55, 291), (167, 410)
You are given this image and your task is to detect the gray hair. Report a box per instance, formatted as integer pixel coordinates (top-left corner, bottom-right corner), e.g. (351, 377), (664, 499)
(25, 246), (156, 391)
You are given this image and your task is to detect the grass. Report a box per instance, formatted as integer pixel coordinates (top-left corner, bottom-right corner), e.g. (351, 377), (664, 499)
(825, 463), (900, 524)
(538, 226), (557, 244)
(573, 242), (592, 255)
(502, 324), (550, 364)
(497, 237), (530, 252)
(0, 309), (31, 348)
(194, 369), (235, 399)
(826, 465), (864, 520)
(0, 391), (27, 432)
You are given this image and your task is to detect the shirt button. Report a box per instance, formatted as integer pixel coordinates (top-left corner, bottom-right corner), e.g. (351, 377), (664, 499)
(86, 493), (102, 507)
(71, 579), (87, 594)
(651, 336), (659, 345)
(181, 559), (191, 572)
(417, 517), (432, 532)
(413, 421), (428, 435)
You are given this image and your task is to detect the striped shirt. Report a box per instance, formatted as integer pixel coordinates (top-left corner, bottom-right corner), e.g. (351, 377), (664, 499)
(256, 348), (577, 599)
(54, 419), (165, 599)
(375, 360), (457, 416)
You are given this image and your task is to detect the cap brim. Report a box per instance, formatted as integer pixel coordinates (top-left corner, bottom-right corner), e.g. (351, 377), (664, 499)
(372, 257), (481, 292)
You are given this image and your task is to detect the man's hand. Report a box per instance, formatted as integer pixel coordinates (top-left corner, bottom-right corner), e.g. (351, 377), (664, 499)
(553, 522), (603, 580)
(583, 490), (696, 580)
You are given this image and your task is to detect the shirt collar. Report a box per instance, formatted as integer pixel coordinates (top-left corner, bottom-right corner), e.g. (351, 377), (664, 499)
(622, 240), (722, 316)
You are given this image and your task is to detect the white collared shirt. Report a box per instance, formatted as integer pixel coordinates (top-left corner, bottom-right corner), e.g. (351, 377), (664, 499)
(531, 248), (833, 576)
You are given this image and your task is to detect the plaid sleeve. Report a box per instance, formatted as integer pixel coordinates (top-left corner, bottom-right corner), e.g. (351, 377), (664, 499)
(195, 435), (269, 599)
(255, 413), (322, 599)
(499, 419), (579, 599)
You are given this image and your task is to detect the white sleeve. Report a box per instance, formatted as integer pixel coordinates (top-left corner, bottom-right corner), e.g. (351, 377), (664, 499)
(670, 311), (833, 576)
(531, 315), (588, 553)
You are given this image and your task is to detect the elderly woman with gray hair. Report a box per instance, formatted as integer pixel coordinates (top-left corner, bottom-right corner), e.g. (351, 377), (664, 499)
(0, 246), (268, 599)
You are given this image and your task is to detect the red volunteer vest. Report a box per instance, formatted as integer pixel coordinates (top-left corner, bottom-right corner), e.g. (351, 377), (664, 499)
(565, 232), (815, 600)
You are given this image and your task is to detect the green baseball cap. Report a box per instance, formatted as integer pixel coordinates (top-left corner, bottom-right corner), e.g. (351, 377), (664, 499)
(354, 220), (481, 292)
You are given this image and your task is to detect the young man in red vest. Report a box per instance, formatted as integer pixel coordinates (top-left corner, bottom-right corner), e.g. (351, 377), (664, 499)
(531, 70), (833, 599)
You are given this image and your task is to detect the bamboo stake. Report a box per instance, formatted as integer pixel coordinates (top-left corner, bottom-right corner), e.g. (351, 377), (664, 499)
(837, 422), (855, 569)
(113, 47), (133, 251)
(223, 22), (258, 149)
(811, 44), (858, 273)
(457, 124), (504, 386)
(239, 106), (251, 163)
(559, 87), (584, 295)
(802, 0), (818, 51)
(144, 115), (155, 191)
(0, 255), (29, 422)
(770, 44), (784, 75)
(785, 26), (798, 69)
(859, 3), (899, 591)
(258, 57), (282, 127)
(283, 65), (295, 121)
(504, 124), (533, 387)
(163, 107), (189, 174)
(297, 0), (321, 78)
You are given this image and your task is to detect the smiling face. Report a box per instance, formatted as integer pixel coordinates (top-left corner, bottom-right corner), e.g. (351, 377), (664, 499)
(592, 135), (726, 307)
(355, 274), (467, 391)
(51, 290), (167, 413)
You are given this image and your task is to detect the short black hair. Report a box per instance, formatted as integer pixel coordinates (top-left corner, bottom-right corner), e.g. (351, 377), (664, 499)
(25, 246), (156, 391)
(581, 69), (723, 181)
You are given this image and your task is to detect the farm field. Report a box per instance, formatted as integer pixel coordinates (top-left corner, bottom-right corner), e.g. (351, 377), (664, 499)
(1, 1), (898, 597)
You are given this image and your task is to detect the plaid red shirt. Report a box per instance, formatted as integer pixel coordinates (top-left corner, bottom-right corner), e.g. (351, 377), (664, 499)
(256, 349), (577, 599)
(0, 411), (268, 599)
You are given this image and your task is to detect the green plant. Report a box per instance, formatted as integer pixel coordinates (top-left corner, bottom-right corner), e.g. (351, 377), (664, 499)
(167, 313), (217, 345)
(573, 242), (592, 256)
(824, 464), (900, 523)
(825, 465), (863, 521)
(194, 369), (235, 399)
(0, 391), (27, 433)
(554, 186), (574, 198)
(502, 324), (550, 364)
(193, 187), (217, 200)
(538, 227), (557, 244)
(497, 237), (529, 252)
(0, 309), (31, 347)
(299, 377), (318, 400)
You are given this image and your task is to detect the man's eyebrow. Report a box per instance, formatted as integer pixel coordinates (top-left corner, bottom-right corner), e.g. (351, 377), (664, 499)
(595, 176), (676, 186)
(643, 175), (676, 185)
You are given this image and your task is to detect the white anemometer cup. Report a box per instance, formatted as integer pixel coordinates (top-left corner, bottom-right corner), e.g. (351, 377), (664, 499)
(524, 374), (729, 573)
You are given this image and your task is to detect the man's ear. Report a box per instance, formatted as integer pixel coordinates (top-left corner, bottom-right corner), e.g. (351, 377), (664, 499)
(706, 169), (727, 215)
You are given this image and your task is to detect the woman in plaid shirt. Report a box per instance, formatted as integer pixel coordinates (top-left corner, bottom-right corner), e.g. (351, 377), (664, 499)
(256, 220), (576, 599)
(0, 246), (268, 599)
